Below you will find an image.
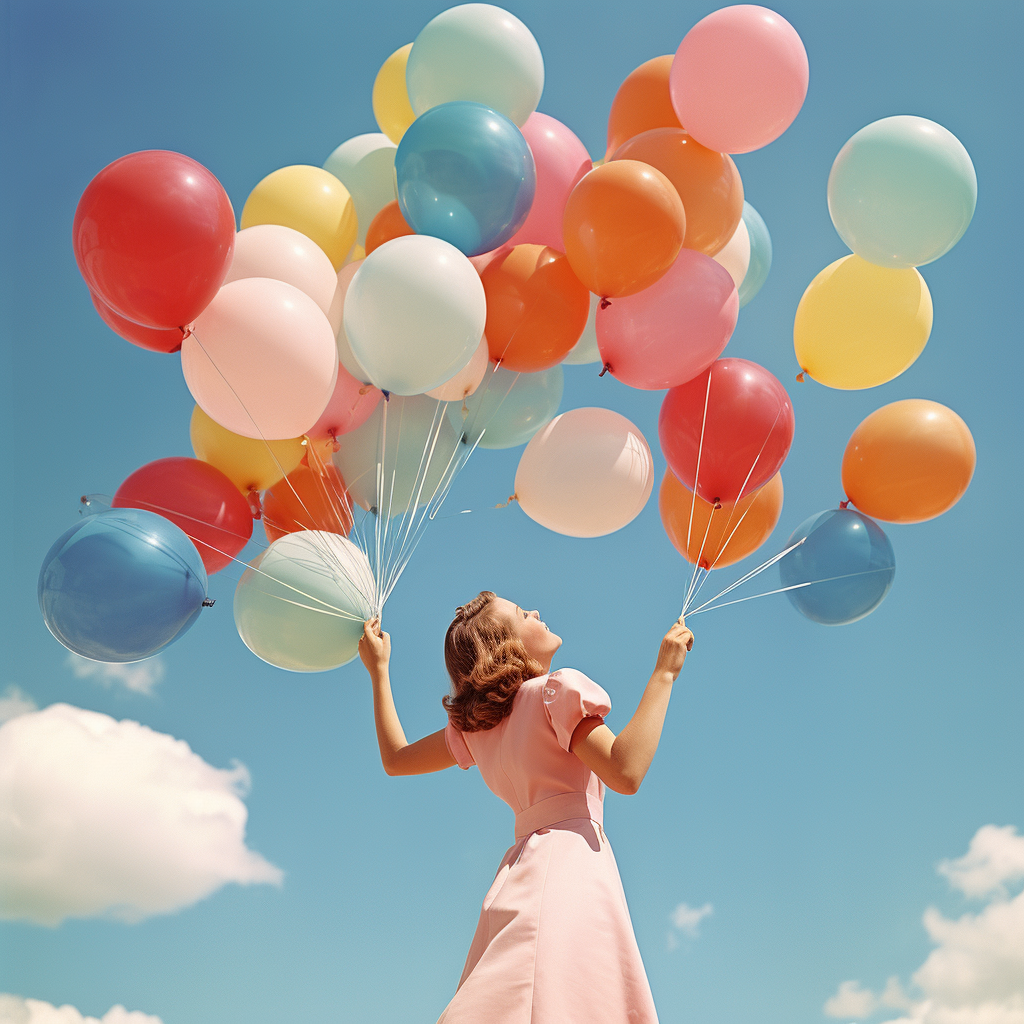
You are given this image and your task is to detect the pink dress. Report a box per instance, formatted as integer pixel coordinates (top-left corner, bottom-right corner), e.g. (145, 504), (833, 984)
(438, 667), (659, 1024)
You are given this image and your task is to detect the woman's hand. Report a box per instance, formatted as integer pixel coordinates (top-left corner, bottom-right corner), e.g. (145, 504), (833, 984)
(654, 616), (694, 681)
(359, 618), (391, 678)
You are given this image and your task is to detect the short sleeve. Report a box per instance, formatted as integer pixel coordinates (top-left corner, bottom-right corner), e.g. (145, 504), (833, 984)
(444, 721), (476, 770)
(542, 668), (612, 752)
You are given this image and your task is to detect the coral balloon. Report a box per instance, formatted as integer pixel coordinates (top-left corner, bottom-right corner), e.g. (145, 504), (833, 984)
(323, 133), (398, 248)
(364, 201), (414, 255)
(262, 463), (354, 544)
(307, 361), (382, 439)
(562, 161), (685, 298)
(90, 292), (184, 353)
(660, 471), (783, 569)
(605, 55), (683, 158)
(842, 400), (976, 523)
(373, 43), (416, 144)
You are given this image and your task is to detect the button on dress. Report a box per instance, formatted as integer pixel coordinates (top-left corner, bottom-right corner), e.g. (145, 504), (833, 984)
(438, 667), (659, 1024)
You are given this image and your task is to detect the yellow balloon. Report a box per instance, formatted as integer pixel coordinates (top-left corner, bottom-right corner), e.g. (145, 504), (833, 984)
(373, 44), (416, 145)
(793, 255), (932, 389)
(241, 165), (357, 270)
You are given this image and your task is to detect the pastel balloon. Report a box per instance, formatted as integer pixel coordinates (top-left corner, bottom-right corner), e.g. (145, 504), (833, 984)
(427, 336), (490, 401)
(373, 43), (417, 144)
(90, 292), (184, 353)
(343, 235), (486, 395)
(659, 358), (795, 504)
(234, 531), (375, 672)
(712, 217), (751, 288)
(597, 248), (738, 390)
(842, 400), (975, 523)
(793, 255), (932, 389)
(605, 55), (682, 158)
(406, 4), (544, 127)
(515, 407), (654, 538)
(323, 134), (398, 248)
(365, 201), (414, 255)
(183, 278), (338, 440)
(562, 160), (685, 298)
(39, 508), (208, 662)
(670, 5), (809, 154)
(738, 201), (772, 307)
(451, 362), (563, 449)
(660, 471), (783, 569)
(561, 294), (601, 366)
(328, 260), (372, 383)
(307, 361), (382, 439)
(779, 508), (895, 625)
(263, 464), (354, 544)
(240, 165), (357, 270)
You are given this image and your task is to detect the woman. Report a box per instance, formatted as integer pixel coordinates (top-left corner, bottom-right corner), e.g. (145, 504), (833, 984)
(358, 592), (694, 1023)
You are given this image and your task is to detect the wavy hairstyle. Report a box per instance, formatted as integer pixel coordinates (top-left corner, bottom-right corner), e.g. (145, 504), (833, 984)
(442, 591), (545, 733)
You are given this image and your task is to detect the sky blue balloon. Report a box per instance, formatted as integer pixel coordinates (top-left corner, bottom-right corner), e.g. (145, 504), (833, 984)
(38, 508), (208, 662)
(395, 101), (536, 256)
(738, 201), (772, 308)
(778, 508), (895, 625)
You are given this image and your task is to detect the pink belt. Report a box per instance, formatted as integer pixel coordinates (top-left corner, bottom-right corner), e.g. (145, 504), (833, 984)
(513, 791), (604, 839)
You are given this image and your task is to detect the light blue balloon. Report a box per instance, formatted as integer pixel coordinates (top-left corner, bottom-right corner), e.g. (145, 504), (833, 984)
(828, 115), (977, 269)
(738, 201), (772, 308)
(38, 508), (208, 662)
(562, 294), (601, 365)
(448, 363), (563, 449)
(779, 508), (895, 625)
(395, 101), (536, 256)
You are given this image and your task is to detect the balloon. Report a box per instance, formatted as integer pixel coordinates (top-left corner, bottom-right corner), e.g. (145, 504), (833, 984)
(561, 294), (601, 365)
(778, 508), (895, 625)
(90, 292), (184, 353)
(605, 55), (683, 158)
(712, 218), (750, 288)
(738, 201), (772, 307)
(507, 113), (593, 251)
(373, 43), (417, 144)
(660, 471), (783, 569)
(406, 4), (544, 127)
(240, 165), (357, 270)
(842, 400), (975, 523)
(343, 235), (486, 396)
(263, 464), (354, 544)
(828, 116), (977, 269)
(481, 245), (590, 371)
(307, 360), (382, 439)
(328, 260), (372, 383)
(562, 161), (686, 298)
(38, 508), (208, 662)
(112, 457), (253, 575)
(515, 407), (654, 538)
(73, 150), (235, 329)
(793, 255), (932, 389)
(323, 134), (398, 248)
(427, 336), (490, 401)
(659, 358), (795, 504)
(450, 362), (563, 449)
(190, 405), (305, 495)
(669, 5), (809, 154)
(611, 128), (744, 257)
(365, 201), (414, 255)
(223, 224), (338, 316)
(395, 101), (536, 256)
(234, 531), (375, 672)
(596, 248), (737, 389)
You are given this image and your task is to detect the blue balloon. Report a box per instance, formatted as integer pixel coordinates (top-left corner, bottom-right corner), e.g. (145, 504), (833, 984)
(395, 101), (536, 256)
(38, 508), (208, 662)
(778, 508), (895, 625)
(738, 201), (772, 308)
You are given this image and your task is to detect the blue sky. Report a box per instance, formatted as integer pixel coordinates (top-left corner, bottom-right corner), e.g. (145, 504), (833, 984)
(1, 1), (1021, 1022)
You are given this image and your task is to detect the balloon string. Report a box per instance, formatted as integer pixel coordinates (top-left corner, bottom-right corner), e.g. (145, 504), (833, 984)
(686, 538), (806, 615)
(681, 506), (718, 615)
(685, 369), (714, 556)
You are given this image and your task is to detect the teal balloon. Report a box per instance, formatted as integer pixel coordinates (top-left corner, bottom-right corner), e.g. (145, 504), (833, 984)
(738, 202), (772, 308)
(828, 115), (977, 269)
(779, 508), (895, 625)
(449, 363), (563, 449)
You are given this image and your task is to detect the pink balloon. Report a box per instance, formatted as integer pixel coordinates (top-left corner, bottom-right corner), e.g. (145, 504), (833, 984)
(507, 113), (593, 251)
(183, 278), (339, 440)
(670, 5), (809, 154)
(308, 362), (382, 438)
(596, 249), (737, 390)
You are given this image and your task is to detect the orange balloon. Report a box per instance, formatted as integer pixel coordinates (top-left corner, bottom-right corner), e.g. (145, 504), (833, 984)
(659, 470), (783, 569)
(481, 245), (590, 371)
(262, 462), (354, 544)
(613, 129), (743, 257)
(562, 161), (686, 298)
(364, 200), (414, 255)
(606, 56), (683, 158)
(842, 399), (975, 523)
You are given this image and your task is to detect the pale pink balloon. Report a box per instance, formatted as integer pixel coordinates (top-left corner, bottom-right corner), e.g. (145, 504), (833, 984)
(326, 260), (373, 383)
(514, 407), (654, 538)
(308, 361), (382, 438)
(223, 224), (338, 316)
(711, 217), (750, 288)
(183, 278), (339, 440)
(426, 335), (489, 401)
(506, 113), (593, 251)
(670, 5), (809, 154)
(596, 248), (738, 390)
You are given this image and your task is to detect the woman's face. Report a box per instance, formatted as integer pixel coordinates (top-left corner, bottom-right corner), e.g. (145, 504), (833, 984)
(492, 596), (562, 668)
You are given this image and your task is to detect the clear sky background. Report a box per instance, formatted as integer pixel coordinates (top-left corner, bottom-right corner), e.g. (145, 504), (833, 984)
(1, 1), (1021, 1022)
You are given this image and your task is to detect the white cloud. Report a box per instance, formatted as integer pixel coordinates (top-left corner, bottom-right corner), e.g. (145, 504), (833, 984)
(668, 901), (713, 944)
(0, 687), (37, 724)
(939, 826), (1024, 900)
(826, 980), (881, 1018)
(0, 994), (162, 1023)
(0, 703), (282, 926)
(65, 654), (165, 696)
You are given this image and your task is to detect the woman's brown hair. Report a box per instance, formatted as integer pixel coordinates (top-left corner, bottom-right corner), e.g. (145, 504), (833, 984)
(443, 591), (545, 733)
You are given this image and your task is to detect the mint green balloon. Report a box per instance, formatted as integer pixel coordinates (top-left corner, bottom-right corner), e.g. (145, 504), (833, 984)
(738, 202), (772, 308)
(828, 115), (976, 269)
(323, 133), (397, 247)
(562, 294), (601, 365)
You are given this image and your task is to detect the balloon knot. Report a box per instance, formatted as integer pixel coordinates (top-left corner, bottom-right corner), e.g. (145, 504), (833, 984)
(599, 297), (612, 310)
(202, 598), (216, 608)
(381, 390), (391, 401)
(839, 499), (850, 509)
(327, 430), (341, 454)
(713, 500), (722, 509)
(357, 385), (373, 396)
(494, 492), (518, 509)
(180, 325), (193, 340)
(796, 371), (806, 383)
(246, 489), (263, 520)
(598, 362), (611, 377)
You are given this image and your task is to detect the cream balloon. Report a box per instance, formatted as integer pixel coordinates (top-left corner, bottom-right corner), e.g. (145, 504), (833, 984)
(327, 261), (371, 383)
(427, 336), (489, 401)
(711, 217), (751, 289)
(323, 134), (398, 247)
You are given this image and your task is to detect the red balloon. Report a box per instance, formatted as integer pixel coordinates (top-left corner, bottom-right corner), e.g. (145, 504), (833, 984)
(73, 151), (235, 329)
(658, 358), (794, 503)
(112, 457), (253, 574)
(90, 292), (184, 353)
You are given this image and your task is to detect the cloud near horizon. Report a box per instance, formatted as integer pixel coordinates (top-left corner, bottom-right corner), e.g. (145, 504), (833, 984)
(0, 994), (162, 1024)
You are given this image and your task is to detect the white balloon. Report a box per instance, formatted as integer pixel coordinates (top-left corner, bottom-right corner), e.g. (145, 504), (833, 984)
(323, 134), (398, 247)
(711, 217), (751, 289)
(427, 335), (489, 401)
